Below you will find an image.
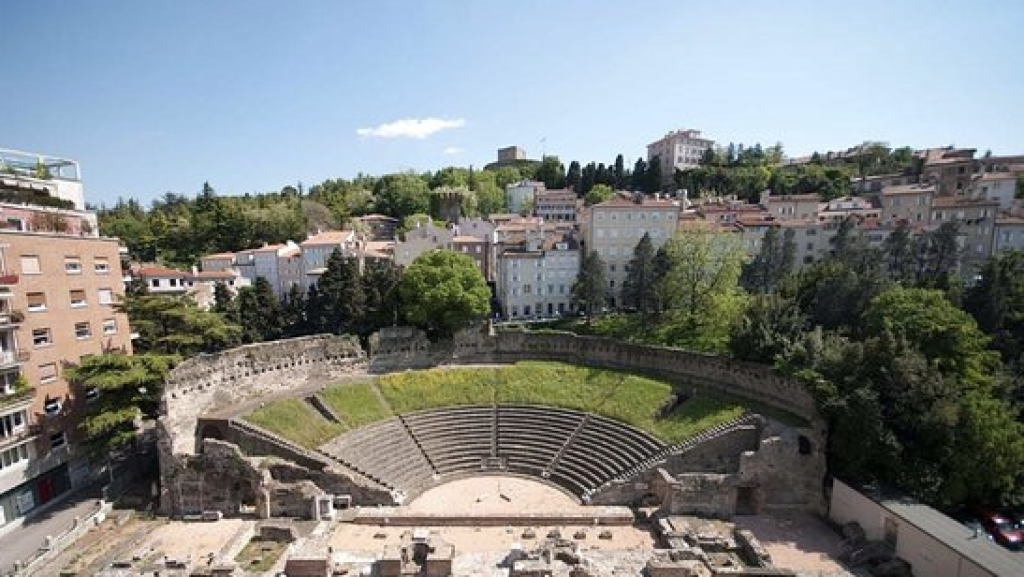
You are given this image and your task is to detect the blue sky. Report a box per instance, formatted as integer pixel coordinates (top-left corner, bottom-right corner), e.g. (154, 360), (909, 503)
(3, 0), (1022, 206)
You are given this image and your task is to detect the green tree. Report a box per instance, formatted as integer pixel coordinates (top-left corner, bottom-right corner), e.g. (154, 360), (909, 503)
(645, 155), (663, 192)
(314, 249), (365, 335)
(573, 250), (607, 322)
(235, 277), (284, 342)
(656, 227), (748, 351)
(621, 233), (658, 314)
(361, 259), (402, 335)
(740, 226), (796, 294)
(121, 294), (241, 356)
(398, 250), (490, 339)
(584, 183), (614, 206)
(281, 284), (309, 337)
(212, 281), (235, 316)
(64, 353), (177, 451)
(373, 172), (431, 220)
(535, 155), (566, 189)
(965, 250), (1024, 361)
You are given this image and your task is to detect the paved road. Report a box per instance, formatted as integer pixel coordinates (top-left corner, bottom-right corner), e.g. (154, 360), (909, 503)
(0, 484), (104, 576)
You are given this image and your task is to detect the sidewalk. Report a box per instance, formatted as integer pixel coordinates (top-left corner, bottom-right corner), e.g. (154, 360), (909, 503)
(0, 483), (104, 576)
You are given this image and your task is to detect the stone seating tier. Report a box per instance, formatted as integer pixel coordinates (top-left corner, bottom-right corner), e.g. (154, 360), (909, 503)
(316, 404), (669, 500)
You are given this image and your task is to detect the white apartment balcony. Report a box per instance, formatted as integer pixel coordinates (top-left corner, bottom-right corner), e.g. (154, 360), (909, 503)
(0, 350), (26, 370)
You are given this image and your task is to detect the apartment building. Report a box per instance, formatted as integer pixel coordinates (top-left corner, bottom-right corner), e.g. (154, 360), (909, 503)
(581, 194), (680, 307)
(505, 180), (544, 215)
(759, 191), (821, 221)
(0, 148), (86, 210)
(971, 172), (1019, 211)
(496, 231), (579, 319)
(920, 147), (977, 196)
(0, 228), (131, 528)
(394, 222), (453, 269)
(647, 129), (715, 186)
(534, 189), (579, 222)
(879, 184), (934, 225)
(993, 215), (1024, 255)
(299, 230), (358, 290)
(932, 196), (999, 276)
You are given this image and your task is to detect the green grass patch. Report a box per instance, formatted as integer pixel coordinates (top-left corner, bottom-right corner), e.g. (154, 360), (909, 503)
(243, 398), (345, 449)
(234, 538), (288, 572)
(377, 361), (755, 444)
(320, 382), (392, 428)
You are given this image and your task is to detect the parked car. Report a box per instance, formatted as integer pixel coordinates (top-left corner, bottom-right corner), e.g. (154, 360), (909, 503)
(977, 509), (1024, 550)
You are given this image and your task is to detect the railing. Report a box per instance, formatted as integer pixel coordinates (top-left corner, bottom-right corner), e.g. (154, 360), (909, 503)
(0, 350), (18, 366)
(0, 274), (18, 286)
(0, 310), (24, 327)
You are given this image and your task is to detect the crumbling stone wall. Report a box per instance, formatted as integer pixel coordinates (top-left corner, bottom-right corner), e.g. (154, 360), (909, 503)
(369, 327), (820, 424)
(665, 426), (762, 475)
(162, 334), (365, 456)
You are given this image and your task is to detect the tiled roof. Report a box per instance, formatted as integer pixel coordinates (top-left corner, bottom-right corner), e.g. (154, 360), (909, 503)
(138, 265), (189, 278)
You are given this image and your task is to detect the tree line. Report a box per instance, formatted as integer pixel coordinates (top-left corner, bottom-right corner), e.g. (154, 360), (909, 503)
(573, 219), (1024, 508)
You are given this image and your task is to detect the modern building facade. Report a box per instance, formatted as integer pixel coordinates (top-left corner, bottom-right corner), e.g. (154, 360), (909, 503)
(0, 228), (131, 529)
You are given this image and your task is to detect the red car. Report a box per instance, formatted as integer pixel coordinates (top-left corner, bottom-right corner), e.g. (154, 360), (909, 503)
(978, 510), (1024, 550)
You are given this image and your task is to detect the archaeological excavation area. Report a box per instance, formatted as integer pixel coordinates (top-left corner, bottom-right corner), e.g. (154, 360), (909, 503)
(71, 327), (840, 576)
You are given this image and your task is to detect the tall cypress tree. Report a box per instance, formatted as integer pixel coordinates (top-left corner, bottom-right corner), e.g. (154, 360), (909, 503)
(316, 248), (365, 335)
(572, 250), (607, 322)
(622, 233), (658, 314)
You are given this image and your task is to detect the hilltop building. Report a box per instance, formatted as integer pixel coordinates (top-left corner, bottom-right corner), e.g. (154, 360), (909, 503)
(647, 129), (715, 187)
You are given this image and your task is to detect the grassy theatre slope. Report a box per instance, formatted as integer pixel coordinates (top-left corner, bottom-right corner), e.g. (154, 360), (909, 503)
(243, 361), (789, 447)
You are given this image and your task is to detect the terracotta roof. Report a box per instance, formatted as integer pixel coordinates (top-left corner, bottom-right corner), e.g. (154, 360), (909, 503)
(191, 270), (238, 280)
(932, 196), (999, 208)
(595, 195), (679, 208)
(881, 184), (935, 196)
(203, 252), (235, 260)
(766, 193), (821, 202)
(138, 265), (189, 278)
(301, 230), (355, 246)
(452, 235), (486, 243)
(252, 243), (284, 253)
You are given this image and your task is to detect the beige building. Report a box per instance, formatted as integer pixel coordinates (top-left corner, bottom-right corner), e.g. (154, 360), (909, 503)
(582, 194), (680, 307)
(993, 215), (1024, 255)
(534, 189), (579, 222)
(879, 184), (934, 225)
(647, 129), (714, 186)
(496, 230), (579, 319)
(759, 191), (822, 221)
(931, 196), (999, 277)
(0, 228), (131, 528)
(920, 147), (977, 197)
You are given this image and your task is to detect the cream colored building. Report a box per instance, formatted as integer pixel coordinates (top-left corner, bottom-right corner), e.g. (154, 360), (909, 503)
(647, 129), (714, 186)
(879, 184), (934, 225)
(581, 194), (680, 307)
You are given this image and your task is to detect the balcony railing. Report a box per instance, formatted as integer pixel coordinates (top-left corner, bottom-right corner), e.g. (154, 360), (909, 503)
(0, 385), (33, 411)
(0, 274), (18, 286)
(0, 350), (20, 367)
(0, 310), (24, 328)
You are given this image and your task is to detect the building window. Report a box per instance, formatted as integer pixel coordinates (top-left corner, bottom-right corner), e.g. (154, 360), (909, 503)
(102, 318), (117, 335)
(69, 289), (87, 308)
(39, 362), (58, 384)
(64, 257), (82, 274)
(44, 397), (62, 416)
(150, 279), (159, 288)
(20, 255), (41, 275)
(32, 328), (52, 347)
(94, 258), (110, 274)
(0, 411), (26, 437)
(27, 292), (47, 312)
(98, 288), (114, 305)
(49, 431), (66, 449)
(74, 322), (92, 340)
(0, 444), (29, 471)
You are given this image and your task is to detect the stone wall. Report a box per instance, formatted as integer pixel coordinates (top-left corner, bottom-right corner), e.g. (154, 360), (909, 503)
(158, 328), (825, 519)
(162, 334), (365, 456)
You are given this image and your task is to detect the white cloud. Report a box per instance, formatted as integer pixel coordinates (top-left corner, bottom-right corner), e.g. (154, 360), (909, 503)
(443, 147), (465, 155)
(356, 117), (466, 139)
